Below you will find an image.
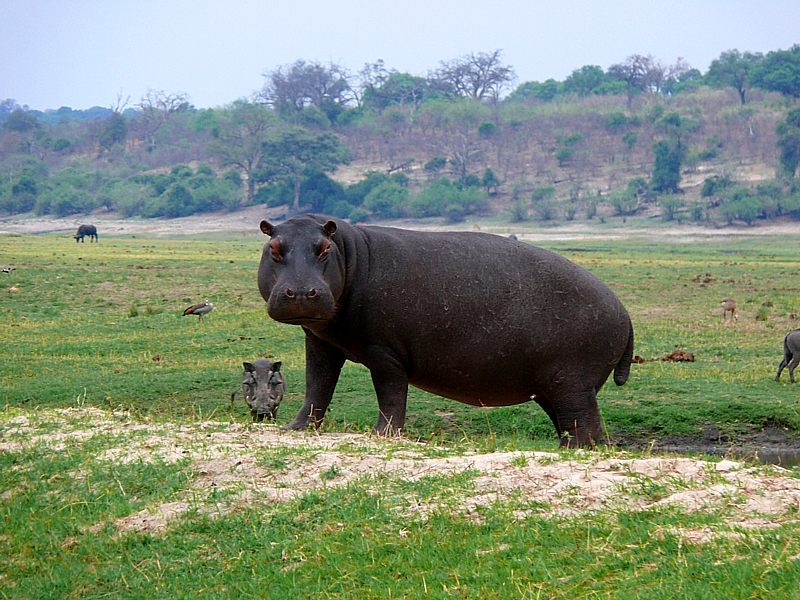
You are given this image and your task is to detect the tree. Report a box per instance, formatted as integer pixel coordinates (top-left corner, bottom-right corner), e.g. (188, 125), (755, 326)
(562, 65), (607, 96)
(705, 50), (763, 104)
(98, 94), (129, 153)
(750, 45), (800, 99)
(0, 98), (19, 122)
(776, 107), (800, 178)
(433, 50), (516, 103)
(530, 184), (558, 221)
(207, 100), (278, 204)
(507, 79), (561, 102)
(2, 109), (41, 154)
(651, 139), (682, 193)
(260, 60), (352, 123)
(137, 89), (190, 150)
(260, 128), (351, 214)
(481, 167), (501, 195)
(608, 54), (654, 109)
(362, 71), (429, 123)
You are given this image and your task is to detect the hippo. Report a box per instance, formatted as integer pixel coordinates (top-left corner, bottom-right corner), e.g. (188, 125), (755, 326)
(74, 224), (98, 243)
(233, 359), (286, 421)
(257, 215), (634, 447)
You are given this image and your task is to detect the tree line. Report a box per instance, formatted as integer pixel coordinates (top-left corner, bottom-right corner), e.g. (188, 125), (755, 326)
(1, 44), (800, 224)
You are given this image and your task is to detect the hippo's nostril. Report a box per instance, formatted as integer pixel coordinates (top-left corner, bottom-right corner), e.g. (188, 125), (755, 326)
(307, 288), (317, 298)
(285, 288), (295, 298)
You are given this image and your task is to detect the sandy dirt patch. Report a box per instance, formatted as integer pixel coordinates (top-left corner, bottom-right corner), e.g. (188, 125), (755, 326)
(3, 408), (799, 540)
(5, 208), (800, 241)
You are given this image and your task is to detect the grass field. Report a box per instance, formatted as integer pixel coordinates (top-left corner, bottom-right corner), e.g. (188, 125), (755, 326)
(2, 229), (800, 597)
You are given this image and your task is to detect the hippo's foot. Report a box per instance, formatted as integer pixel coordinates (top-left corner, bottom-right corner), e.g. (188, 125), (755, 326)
(281, 417), (312, 431)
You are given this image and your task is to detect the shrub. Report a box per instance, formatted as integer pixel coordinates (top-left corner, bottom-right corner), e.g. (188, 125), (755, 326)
(508, 200), (529, 222)
(658, 195), (683, 221)
(608, 188), (639, 216)
(409, 178), (488, 219)
(329, 200), (356, 219)
(363, 181), (409, 218)
(345, 171), (390, 205)
(423, 156), (447, 174)
(105, 180), (151, 217)
(530, 185), (558, 221)
(255, 183), (291, 208)
(348, 207), (369, 223)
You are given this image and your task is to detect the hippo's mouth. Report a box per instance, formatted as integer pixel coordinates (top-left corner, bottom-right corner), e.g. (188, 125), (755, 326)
(276, 316), (331, 327)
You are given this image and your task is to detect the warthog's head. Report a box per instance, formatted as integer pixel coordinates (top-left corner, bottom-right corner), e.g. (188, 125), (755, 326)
(241, 359), (285, 422)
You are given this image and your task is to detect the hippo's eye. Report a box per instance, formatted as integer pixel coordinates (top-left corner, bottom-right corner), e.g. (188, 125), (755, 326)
(318, 239), (332, 260)
(269, 239), (283, 262)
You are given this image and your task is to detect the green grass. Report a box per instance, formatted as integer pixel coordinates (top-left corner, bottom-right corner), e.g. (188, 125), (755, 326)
(3, 232), (800, 445)
(3, 231), (800, 597)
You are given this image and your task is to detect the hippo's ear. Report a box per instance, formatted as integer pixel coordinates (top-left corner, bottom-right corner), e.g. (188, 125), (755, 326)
(260, 220), (274, 236)
(243, 362), (255, 372)
(324, 220), (337, 236)
(271, 361), (282, 372)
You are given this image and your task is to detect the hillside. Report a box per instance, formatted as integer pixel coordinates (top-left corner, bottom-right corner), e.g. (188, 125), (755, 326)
(1, 83), (797, 227)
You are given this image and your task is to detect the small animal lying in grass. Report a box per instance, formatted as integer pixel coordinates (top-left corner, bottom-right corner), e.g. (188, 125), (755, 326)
(775, 329), (800, 383)
(231, 359), (286, 421)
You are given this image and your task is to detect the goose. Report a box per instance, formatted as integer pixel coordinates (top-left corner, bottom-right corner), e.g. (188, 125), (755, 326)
(183, 300), (214, 321)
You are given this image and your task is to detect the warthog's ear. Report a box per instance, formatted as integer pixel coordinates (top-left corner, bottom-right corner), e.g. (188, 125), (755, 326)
(260, 220), (274, 236)
(324, 220), (337, 236)
(243, 362), (255, 372)
(271, 361), (282, 372)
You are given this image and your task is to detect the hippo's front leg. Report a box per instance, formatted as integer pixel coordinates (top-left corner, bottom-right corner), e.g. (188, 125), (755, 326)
(284, 332), (345, 431)
(366, 350), (409, 435)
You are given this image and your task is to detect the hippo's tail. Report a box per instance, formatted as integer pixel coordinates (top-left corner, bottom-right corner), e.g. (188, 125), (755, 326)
(613, 319), (634, 386)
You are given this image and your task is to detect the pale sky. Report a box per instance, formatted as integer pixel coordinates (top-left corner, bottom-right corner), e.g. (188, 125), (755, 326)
(2, 0), (798, 111)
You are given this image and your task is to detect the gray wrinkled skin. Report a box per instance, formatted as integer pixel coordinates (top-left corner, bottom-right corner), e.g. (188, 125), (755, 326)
(240, 360), (286, 421)
(776, 329), (800, 383)
(258, 215), (634, 447)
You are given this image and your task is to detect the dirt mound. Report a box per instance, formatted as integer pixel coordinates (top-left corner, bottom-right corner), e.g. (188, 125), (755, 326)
(3, 408), (799, 541)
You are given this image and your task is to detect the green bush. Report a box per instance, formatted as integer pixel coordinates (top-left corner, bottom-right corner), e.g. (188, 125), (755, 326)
(408, 178), (488, 219)
(363, 181), (410, 218)
(328, 200), (356, 219)
(345, 171), (390, 206)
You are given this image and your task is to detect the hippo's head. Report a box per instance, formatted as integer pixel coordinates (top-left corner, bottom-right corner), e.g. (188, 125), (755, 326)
(242, 360), (285, 422)
(258, 216), (344, 329)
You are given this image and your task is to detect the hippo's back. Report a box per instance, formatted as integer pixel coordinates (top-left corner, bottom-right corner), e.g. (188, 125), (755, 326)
(335, 226), (631, 403)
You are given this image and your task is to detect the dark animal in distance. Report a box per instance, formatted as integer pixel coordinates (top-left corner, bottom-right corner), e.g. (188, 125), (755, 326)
(182, 300), (214, 321)
(721, 298), (738, 321)
(231, 360), (286, 421)
(74, 224), (98, 243)
(258, 215), (634, 448)
(776, 329), (800, 383)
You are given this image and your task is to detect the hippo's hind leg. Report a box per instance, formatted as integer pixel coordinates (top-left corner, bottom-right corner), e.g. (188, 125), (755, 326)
(367, 352), (409, 436)
(548, 387), (604, 448)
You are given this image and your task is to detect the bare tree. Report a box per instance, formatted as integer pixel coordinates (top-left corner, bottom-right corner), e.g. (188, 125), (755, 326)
(208, 100), (279, 204)
(608, 54), (652, 109)
(259, 60), (352, 123)
(137, 89), (190, 150)
(433, 50), (516, 103)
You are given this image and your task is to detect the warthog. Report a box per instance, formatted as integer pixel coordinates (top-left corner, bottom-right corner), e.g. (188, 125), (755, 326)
(74, 224), (98, 243)
(776, 329), (800, 383)
(232, 360), (286, 421)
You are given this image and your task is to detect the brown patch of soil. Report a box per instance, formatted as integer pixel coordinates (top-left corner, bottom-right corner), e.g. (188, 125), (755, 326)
(4, 408), (799, 540)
